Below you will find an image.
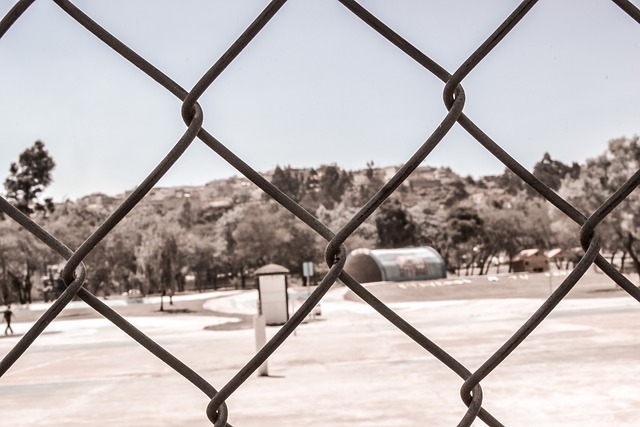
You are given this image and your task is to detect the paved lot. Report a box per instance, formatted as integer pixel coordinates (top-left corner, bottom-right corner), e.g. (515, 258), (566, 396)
(1, 270), (640, 426)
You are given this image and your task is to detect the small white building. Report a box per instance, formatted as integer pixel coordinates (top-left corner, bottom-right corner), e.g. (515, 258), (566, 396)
(254, 264), (290, 326)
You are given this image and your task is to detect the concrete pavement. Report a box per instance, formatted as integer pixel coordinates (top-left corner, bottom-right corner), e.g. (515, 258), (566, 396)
(1, 285), (639, 426)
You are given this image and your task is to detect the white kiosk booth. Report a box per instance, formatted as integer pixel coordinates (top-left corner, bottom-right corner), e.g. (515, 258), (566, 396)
(254, 263), (290, 326)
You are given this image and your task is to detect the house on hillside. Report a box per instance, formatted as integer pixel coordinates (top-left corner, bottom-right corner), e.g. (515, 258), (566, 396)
(78, 193), (119, 211)
(546, 247), (583, 269)
(511, 249), (549, 273)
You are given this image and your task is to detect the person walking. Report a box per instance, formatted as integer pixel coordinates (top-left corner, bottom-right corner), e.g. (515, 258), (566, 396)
(3, 305), (15, 335)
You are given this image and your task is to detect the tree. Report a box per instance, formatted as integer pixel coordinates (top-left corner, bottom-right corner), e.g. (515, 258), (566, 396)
(496, 168), (525, 196)
(270, 165), (305, 203)
(375, 199), (418, 248)
(561, 135), (640, 280)
(213, 204), (253, 288)
(230, 202), (320, 275)
(318, 165), (351, 209)
(0, 220), (43, 304)
(4, 140), (56, 216)
(183, 238), (218, 291)
(444, 178), (469, 207)
(315, 203), (378, 253)
(135, 224), (183, 298)
(410, 205), (448, 256)
(532, 152), (580, 192)
(304, 168), (320, 193)
(347, 161), (385, 206)
(158, 231), (178, 310)
(97, 227), (138, 297)
(178, 196), (193, 229)
(44, 200), (138, 298)
(446, 206), (485, 275)
(481, 206), (544, 273)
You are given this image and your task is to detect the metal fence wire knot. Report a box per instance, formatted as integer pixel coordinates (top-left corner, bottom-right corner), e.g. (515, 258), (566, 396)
(1, 0), (640, 426)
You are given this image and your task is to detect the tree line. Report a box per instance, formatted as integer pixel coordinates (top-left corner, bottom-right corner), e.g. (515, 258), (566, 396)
(1, 135), (639, 303)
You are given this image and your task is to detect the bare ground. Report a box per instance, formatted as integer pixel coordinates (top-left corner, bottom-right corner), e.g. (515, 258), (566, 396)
(9, 267), (638, 327)
(344, 267), (637, 303)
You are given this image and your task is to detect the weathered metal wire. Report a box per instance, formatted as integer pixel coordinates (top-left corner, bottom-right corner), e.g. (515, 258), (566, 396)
(1, 0), (639, 425)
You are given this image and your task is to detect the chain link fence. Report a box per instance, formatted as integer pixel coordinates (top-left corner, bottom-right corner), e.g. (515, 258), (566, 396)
(1, 0), (640, 425)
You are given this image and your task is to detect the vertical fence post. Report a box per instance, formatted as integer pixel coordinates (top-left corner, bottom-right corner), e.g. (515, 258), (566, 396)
(254, 314), (268, 377)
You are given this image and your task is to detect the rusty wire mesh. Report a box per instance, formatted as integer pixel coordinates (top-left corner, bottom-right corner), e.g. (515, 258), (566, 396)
(1, 0), (640, 426)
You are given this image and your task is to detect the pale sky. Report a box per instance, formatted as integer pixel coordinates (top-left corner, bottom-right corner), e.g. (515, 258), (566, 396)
(1, 0), (639, 201)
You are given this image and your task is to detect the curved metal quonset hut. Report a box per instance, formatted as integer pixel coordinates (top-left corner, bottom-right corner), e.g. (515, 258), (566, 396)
(344, 247), (447, 283)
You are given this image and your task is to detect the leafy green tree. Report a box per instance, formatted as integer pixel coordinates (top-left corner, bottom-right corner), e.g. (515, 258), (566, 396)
(45, 200), (137, 297)
(548, 206), (583, 268)
(4, 140), (56, 216)
(496, 168), (525, 196)
(480, 206), (545, 273)
(99, 227), (138, 296)
(447, 207), (484, 245)
(0, 220), (43, 304)
(178, 196), (193, 229)
(444, 178), (469, 207)
(532, 152), (580, 192)
(298, 168), (320, 213)
(212, 204), (250, 287)
(183, 239), (218, 290)
(353, 161), (385, 206)
(270, 165), (305, 203)
(135, 224), (183, 297)
(446, 206), (485, 274)
(230, 202), (320, 274)
(410, 205), (447, 252)
(315, 203), (377, 253)
(561, 135), (640, 279)
(318, 165), (351, 209)
(375, 199), (417, 248)
(304, 168), (320, 192)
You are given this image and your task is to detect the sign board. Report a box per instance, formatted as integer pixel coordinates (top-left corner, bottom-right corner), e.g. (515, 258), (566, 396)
(302, 261), (314, 278)
(258, 274), (288, 325)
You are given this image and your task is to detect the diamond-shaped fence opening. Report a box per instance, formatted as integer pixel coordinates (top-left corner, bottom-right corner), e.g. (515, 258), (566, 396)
(1, 1), (640, 426)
